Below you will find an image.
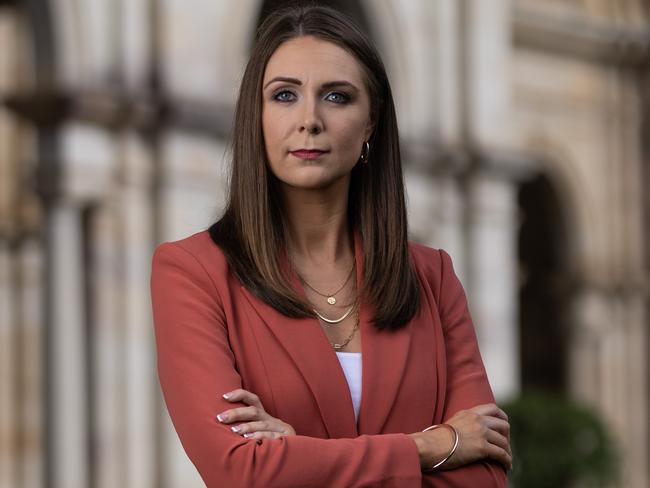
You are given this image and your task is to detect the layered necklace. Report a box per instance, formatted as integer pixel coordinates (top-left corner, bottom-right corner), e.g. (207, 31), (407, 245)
(330, 309), (359, 351)
(294, 258), (359, 350)
(297, 258), (356, 323)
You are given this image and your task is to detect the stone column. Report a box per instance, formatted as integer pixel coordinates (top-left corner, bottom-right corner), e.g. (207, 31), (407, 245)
(48, 204), (89, 488)
(456, 0), (520, 400)
(433, 175), (467, 281)
(621, 290), (648, 488)
(0, 11), (17, 488)
(570, 285), (648, 488)
(432, 0), (462, 146)
(93, 202), (124, 488)
(405, 168), (467, 282)
(465, 171), (520, 400)
(48, 122), (115, 488)
(404, 167), (438, 244)
(120, 133), (157, 488)
(0, 242), (15, 488)
(569, 288), (603, 406)
(17, 239), (45, 488)
(459, 0), (512, 149)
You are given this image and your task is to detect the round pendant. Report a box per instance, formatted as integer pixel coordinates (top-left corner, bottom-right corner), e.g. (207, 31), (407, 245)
(327, 296), (336, 305)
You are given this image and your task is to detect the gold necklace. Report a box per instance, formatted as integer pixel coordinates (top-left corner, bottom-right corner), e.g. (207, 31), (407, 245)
(314, 302), (356, 325)
(297, 258), (355, 306)
(330, 310), (359, 351)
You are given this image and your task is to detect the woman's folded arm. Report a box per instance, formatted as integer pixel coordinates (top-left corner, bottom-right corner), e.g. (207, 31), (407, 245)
(421, 250), (508, 488)
(151, 242), (423, 488)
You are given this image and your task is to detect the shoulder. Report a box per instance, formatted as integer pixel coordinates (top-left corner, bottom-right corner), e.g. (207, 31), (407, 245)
(150, 230), (234, 314)
(152, 229), (229, 277)
(407, 240), (448, 273)
(407, 240), (458, 295)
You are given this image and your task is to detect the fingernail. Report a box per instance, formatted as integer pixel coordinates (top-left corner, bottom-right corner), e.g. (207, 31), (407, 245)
(223, 392), (231, 399)
(231, 425), (241, 433)
(217, 413), (228, 422)
(243, 433), (253, 438)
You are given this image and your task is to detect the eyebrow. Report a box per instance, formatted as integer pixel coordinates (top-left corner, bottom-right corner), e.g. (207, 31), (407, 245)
(263, 76), (359, 92)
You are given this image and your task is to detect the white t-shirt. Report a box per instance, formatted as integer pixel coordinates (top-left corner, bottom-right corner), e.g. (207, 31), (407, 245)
(335, 351), (362, 421)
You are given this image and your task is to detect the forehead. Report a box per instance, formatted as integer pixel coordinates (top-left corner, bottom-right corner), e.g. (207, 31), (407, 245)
(263, 36), (366, 85)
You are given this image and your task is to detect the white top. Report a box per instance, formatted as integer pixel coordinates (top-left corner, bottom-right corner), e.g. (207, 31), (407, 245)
(335, 351), (362, 421)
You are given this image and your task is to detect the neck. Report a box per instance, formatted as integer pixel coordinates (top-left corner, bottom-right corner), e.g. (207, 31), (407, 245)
(282, 178), (353, 265)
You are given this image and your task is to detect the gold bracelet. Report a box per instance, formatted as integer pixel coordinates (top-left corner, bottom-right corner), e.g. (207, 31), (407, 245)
(421, 423), (459, 471)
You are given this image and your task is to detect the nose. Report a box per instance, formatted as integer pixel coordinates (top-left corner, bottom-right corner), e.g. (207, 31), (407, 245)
(298, 99), (323, 135)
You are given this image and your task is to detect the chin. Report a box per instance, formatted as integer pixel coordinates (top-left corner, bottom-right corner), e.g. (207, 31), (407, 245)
(276, 166), (350, 191)
(285, 178), (338, 191)
(282, 174), (348, 192)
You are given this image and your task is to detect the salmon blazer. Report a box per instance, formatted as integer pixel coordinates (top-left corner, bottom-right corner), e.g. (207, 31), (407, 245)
(151, 229), (507, 488)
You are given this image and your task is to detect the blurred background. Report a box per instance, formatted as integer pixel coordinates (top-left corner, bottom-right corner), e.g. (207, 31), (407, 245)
(0, 0), (648, 487)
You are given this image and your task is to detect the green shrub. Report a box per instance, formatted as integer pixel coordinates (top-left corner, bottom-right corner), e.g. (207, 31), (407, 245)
(502, 390), (620, 488)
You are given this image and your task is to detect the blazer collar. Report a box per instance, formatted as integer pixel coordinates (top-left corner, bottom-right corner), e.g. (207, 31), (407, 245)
(240, 230), (413, 438)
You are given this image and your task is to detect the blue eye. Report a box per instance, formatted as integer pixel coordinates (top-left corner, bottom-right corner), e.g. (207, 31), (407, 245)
(326, 92), (350, 104)
(273, 90), (296, 102)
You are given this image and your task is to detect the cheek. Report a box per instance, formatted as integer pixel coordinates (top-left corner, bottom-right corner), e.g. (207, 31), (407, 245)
(262, 109), (292, 179)
(262, 107), (291, 154)
(262, 109), (285, 155)
(330, 116), (367, 155)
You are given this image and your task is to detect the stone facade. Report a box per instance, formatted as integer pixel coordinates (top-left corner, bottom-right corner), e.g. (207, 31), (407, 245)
(0, 0), (648, 487)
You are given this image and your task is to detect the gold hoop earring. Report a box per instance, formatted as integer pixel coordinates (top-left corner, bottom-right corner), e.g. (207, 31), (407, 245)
(360, 141), (370, 164)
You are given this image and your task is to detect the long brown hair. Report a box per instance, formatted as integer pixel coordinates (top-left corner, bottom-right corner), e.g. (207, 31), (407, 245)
(210, 4), (419, 330)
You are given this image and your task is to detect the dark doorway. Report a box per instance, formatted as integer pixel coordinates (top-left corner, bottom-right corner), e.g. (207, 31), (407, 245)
(518, 174), (569, 393)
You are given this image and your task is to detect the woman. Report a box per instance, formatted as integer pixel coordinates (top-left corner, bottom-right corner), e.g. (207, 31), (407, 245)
(151, 5), (512, 487)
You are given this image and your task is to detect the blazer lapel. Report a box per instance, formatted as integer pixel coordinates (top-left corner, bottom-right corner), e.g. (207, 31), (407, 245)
(354, 233), (413, 435)
(239, 231), (413, 438)
(240, 282), (358, 438)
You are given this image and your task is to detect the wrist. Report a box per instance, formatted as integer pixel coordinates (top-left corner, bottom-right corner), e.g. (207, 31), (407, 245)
(409, 425), (457, 471)
(408, 428), (455, 471)
(408, 432), (429, 470)
(421, 424), (459, 471)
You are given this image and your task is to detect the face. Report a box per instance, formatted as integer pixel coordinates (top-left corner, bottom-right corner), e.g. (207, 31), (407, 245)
(262, 36), (374, 191)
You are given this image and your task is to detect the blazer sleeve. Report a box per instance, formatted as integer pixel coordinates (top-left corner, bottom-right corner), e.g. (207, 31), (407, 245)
(150, 242), (423, 488)
(422, 249), (508, 487)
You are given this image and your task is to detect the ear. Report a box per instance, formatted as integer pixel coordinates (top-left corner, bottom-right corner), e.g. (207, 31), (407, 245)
(363, 117), (375, 142)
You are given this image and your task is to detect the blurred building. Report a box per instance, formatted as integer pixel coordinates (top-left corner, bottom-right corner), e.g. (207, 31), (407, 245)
(0, 0), (648, 487)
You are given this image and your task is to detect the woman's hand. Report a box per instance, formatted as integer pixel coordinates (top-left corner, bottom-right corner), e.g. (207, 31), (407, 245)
(217, 388), (296, 440)
(439, 403), (512, 471)
(411, 403), (512, 471)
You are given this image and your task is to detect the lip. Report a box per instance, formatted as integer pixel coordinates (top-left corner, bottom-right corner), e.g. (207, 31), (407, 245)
(290, 149), (329, 160)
